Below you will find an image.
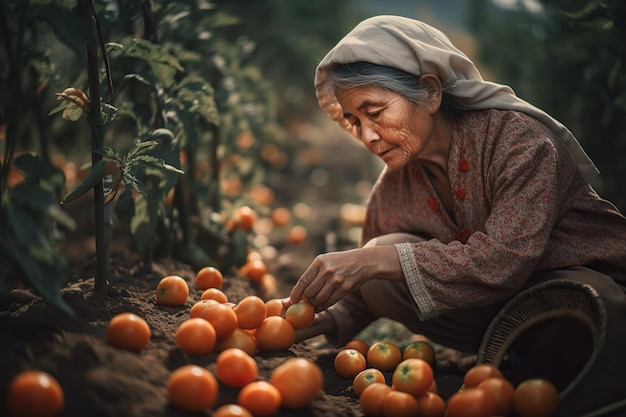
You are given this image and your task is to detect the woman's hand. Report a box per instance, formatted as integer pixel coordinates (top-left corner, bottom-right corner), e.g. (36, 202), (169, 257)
(285, 245), (401, 312)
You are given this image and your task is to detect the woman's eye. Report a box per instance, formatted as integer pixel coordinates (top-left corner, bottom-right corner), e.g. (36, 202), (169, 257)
(368, 110), (382, 119)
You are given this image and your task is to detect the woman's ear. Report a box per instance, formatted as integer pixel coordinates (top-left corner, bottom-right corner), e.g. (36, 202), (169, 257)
(418, 74), (443, 114)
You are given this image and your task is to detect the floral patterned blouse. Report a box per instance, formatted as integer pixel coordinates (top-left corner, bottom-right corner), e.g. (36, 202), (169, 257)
(358, 109), (626, 321)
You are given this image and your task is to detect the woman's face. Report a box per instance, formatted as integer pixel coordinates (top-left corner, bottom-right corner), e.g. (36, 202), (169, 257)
(336, 85), (437, 170)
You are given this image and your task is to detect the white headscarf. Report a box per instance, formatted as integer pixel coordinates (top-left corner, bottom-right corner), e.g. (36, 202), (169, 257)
(315, 15), (599, 181)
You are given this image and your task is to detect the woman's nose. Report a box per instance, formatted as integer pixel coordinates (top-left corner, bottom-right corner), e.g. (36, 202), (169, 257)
(359, 123), (380, 145)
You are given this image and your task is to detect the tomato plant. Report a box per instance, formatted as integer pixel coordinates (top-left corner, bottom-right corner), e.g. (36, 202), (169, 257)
(213, 404), (253, 417)
(284, 300), (315, 330)
(216, 348), (258, 388)
(382, 390), (419, 417)
(352, 368), (386, 397)
(199, 302), (238, 340)
(367, 341), (402, 372)
(214, 327), (258, 356)
(175, 318), (216, 355)
(237, 380), (282, 417)
(195, 266), (223, 290)
(155, 275), (189, 306)
(200, 288), (229, 303)
(359, 382), (392, 417)
(344, 339), (370, 357)
(402, 340), (436, 367)
(270, 357), (323, 409)
(334, 348), (367, 379)
(7, 370), (64, 417)
(234, 295), (267, 330)
(462, 363), (503, 389)
(416, 392), (446, 417)
(105, 312), (151, 352)
(477, 377), (514, 416)
(513, 378), (559, 417)
(392, 358), (434, 397)
(444, 388), (498, 417)
(254, 316), (295, 351)
(167, 365), (218, 412)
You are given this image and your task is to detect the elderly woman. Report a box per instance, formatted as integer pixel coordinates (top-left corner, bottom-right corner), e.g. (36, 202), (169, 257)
(283, 15), (626, 414)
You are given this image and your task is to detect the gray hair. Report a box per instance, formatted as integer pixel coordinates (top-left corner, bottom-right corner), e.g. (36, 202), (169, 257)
(323, 62), (463, 116)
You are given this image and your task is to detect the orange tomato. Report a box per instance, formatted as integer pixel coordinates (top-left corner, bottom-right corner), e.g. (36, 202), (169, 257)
(189, 299), (219, 318)
(265, 298), (284, 316)
(287, 225), (307, 244)
(214, 327), (258, 356)
(213, 404), (253, 417)
(334, 348), (367, 379)
(352, 368), (386, 397)
(270, 357), (323, 409)
(381, 390), (419, 417)
(462, 363), (503, 389)
(416, 392), (446, 417)
(392, 358), (434, 397)
(199, 302), (238, 340)
(477, 377), (515, 416)
(167, 365), (218, 412)
(271, 207), (291, 226)
(444, 388), (498, 417)
(155, 275), (189, 306)
(359, 382), (392, 417)
(200, 287), (229, 303)
(234, 205), (257, 231)
(240, 259), (267, 283)
(216, 348), (258, 388)
(105, 312), (151, 352)
(7, 370), (64, 417)
(234, 295), (267, 330)
(195, 266), (223, 290)
(512, 378), (559, 417)
(284, 300), (315, 330)
(367, 341), (402, 372)
(344, 339), (370, 357)
(237, 381), (282, 417)
(254, 316), (295, 352)
(175, 318), (216, 355)
(402, 340), (436, 367)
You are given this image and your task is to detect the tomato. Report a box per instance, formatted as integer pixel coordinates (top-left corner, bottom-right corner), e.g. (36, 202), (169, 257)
(175, 318), (216, 355)
(402, 340), (436, 367)
(359, 382), (392, 417)
(344, 339), (370, 357)
(428, 378), (438, 393)
(200, 288), (229, 303)
(155, 275), (189, 306)
(195, 266), (223, 290)
(334, 348), (367, 379)
(265, 298), (284, 317)
(352, 368), (386, 397)
(167, 365), (218, 412)
(392, 358), (434, 397)
(512, 378), (559, 417)
(214, 327), (258, 356)
(234, 205), (256, 231)
(189, 299), (219, 318)
(7, 370), (64, 417)
(233, 295), (267, 330)
(444, 388), (498, 417)
(382, 389), (419, 417)
(462, 363), (503, 389)
(271, 207), (291, 226)
(237, 380), (282, 417)
(260, 273), (277, 298)
(254, 316), (295, 352)
(105, 312), (151, 352)
(287, 224), (307, 244)
(199, 302), (238, 340)
(216, 348), (258, 388)
(284, 300), (315, 330)
(416, 392), (446, 417)
(240, 259), (267, 283)
(367, 341), (402, 372)
(270, 357), (324, 408)
(477, 377), (514, 416)
(213, 404), (253, 417)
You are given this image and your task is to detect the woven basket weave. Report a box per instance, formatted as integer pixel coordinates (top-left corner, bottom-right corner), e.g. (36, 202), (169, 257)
(476, 279), (607, 402)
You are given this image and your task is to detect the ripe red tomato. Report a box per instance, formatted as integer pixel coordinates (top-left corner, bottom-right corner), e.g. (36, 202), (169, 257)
(382, 390), (419, 417)
(392, 358), (434, 397)
(237, 380), (281, 417)
(367, 341), (402, 372)
(359, 382), (392, 417)
(155, 275), (189, 306)
(416, 391), (446, 417)
(402, 340), (436, 367)
(105, 312), (151, 352)
(7, 370), (64, 417)
(254, 316), (295, 352)
(477, 377), (515, 416)
(462, 363), (503, 389)
(216, 348), (258, 388)
(270, 357), (323, 409)
(352, 368), (386, 397)
(233, 295), (267, 330)
(444, 388), (498, 417)
(195, 266), (223, 290)
(513, 378), (559, 417)
(284, 300), (315, 330)
(175, 318), (216, 355)
(167, 365), (218, 412)
(334, 348), (367, 379)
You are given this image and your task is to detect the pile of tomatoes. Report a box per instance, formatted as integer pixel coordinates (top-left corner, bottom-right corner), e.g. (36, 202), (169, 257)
(333, 338), (560, 417)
